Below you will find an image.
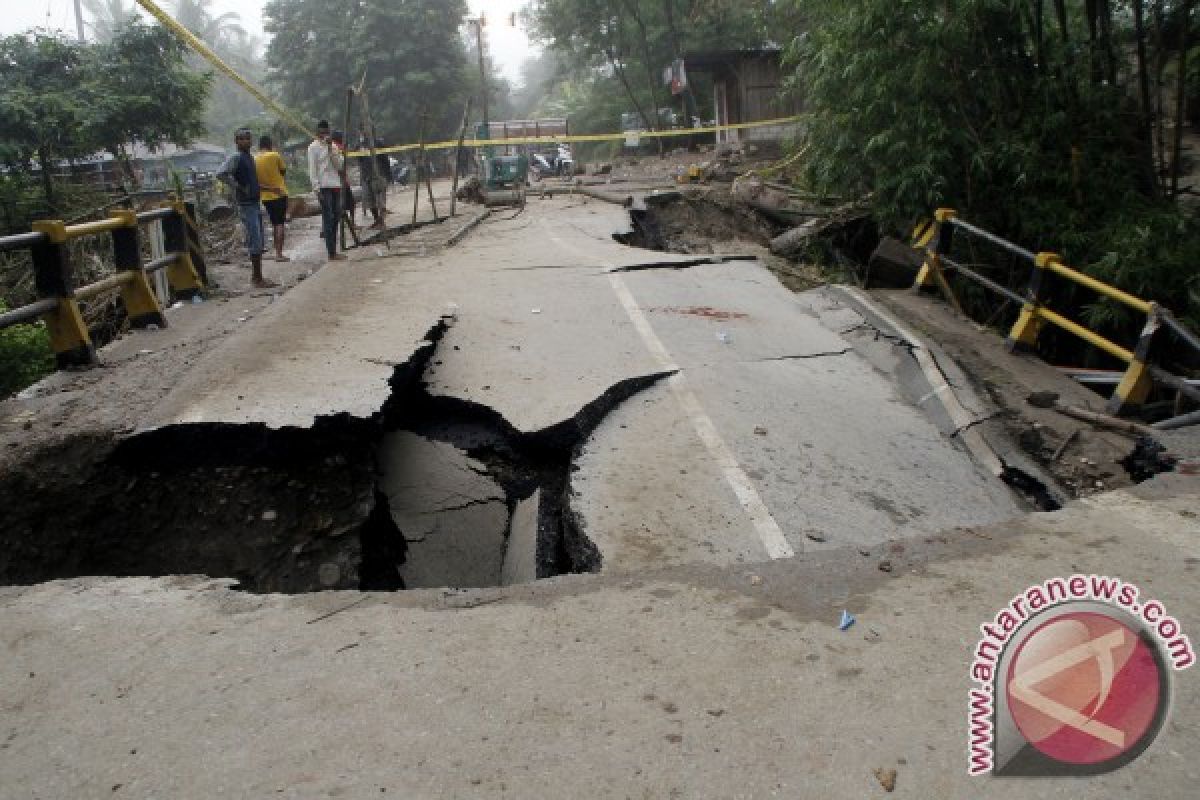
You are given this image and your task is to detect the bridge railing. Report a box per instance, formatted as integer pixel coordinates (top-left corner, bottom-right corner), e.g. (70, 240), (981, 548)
(0, 200), (208, 368)
(913, 208), (1200, 415)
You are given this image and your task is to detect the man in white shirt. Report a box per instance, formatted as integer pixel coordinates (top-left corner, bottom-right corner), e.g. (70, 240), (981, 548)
(307, 119), (348, 262)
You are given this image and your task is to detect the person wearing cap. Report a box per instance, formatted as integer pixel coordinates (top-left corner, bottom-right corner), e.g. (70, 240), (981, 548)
(307, 119), (348, 262)
(217, 128), (276, 288)
(255, 134), (290, 263)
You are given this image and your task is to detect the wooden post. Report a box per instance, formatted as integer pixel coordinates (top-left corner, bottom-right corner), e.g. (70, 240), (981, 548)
(412, 111), (427, 226)
(357, 89), (386, 225)
(449, 98), (473, 218)
(425, 159), (439, 220)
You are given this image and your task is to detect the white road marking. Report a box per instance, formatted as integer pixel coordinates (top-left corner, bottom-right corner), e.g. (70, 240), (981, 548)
(544, 220), (795, 559)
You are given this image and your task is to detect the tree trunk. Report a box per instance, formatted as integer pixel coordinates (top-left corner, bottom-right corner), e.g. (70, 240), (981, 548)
(1170, 0), (1194, 197)
(1154, 0), (1169, 187)
(1053, 0), (1069, 41)
(37, 148), (56, 213)
(1133, 0), (1160, 197)
(620, 2), (667, 137)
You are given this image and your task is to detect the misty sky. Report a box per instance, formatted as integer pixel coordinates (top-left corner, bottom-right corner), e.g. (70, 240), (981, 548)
(0, 0), (535, 83)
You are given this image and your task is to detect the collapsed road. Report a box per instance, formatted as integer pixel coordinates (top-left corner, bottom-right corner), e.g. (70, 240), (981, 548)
(1, 191), (1196, 798)
(3, 193), (1023, 590)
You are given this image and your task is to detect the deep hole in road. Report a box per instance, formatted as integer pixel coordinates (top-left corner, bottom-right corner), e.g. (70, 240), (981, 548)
(0, 320), (668, 594)
(613, 190), (778, 254)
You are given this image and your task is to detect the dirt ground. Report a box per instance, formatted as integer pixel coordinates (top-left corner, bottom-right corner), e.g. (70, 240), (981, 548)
(871, 289), (1198, 498)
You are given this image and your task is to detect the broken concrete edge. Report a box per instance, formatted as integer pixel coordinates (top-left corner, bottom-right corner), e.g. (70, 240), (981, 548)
(0, 317), (455, 593)
(359, 215), (451, 247)
(557, 370), (678, 574)
(606, 254), (760, 273)
(445, 209), (491, 246)
(830, 286), (1067, 510)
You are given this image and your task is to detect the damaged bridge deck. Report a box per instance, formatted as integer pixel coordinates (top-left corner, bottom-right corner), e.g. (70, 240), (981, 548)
(2, 194), (1198, 799)
(2, 194), (1025, 589)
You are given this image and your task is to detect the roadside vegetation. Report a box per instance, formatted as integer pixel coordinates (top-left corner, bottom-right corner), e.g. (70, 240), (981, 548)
(791, 0), (1200, 340)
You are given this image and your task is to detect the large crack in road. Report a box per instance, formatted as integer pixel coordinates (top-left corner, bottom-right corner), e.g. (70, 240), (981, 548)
(0, 318), (670, 594)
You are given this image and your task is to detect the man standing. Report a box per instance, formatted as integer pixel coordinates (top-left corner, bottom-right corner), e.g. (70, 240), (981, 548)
(307, 119), (348, 262)
(217, 129), (276, 288)
(255, 134), (290, 263)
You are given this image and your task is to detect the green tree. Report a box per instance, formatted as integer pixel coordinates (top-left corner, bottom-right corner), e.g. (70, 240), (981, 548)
(0, 34), (97, 211)
(789, 0), (1200, 330)
(526, 1), (775, 133)
(171, 0), (247, 50)
(264, 0), (470, 144)
(85, 24), (211, 180)
(82, 0), (141, 43)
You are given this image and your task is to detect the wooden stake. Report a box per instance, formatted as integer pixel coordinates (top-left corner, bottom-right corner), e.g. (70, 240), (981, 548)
(449, 98), (473, 218)
(412, 111), (427, 226)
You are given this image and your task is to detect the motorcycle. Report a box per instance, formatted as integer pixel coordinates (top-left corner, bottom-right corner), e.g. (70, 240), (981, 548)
(390, 158), (410, 187)
(529, 152), (555, 183)
(554, 145), (574, 177)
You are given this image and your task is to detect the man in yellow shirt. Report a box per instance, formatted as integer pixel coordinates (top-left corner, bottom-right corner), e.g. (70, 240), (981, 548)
(254, 135), (290, 262)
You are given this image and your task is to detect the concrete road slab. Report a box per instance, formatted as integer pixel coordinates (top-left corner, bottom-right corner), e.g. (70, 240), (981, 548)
(571, 380), (769, 572)
(378, 432), (509, 589)
(145, 260), (442, 428)
(0, 477), (1195, 799)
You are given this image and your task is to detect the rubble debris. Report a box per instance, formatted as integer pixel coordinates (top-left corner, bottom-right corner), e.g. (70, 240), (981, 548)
(873, 767), (898, 793)
(865, 237), (924, 288)
(1026, 391), (1159, 437)
(769, 202), (873, 260)
(838, 610), (856, 631)
(1121, 437), (1178, 482)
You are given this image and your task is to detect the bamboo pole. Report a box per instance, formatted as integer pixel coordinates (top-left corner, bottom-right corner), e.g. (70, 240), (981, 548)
(449, 98), (473, 218)
(412, 112), (427, 226)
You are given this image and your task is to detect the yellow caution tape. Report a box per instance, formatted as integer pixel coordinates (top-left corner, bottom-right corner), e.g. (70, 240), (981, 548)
(347, 115), (805, 158)
(134, 0), (315, 140)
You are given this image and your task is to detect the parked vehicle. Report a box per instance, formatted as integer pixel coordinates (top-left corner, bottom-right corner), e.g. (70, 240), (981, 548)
(529, 152), (555, 182)
(389, 158), (410, 186)
(554, 144), (574, 177)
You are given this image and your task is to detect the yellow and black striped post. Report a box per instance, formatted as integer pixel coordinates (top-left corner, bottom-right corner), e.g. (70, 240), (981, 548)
(1107, 306), (1160, 414)
(182, 201), (209, 286)
(1006, 251), (1054, 352)
(163, 200), (206, 299)
(912, 208), (964, 313)
(109, 209), (168, 329)
(29, 219), (95, 368)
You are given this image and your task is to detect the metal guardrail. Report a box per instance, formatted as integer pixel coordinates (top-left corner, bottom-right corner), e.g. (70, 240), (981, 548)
(0, 200), (208, 369)
(913, 208), (1200, 415)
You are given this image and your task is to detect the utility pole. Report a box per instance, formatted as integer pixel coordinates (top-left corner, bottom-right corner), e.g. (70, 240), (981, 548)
(469, 16), (489, 131)
(73, 0), (85, 41)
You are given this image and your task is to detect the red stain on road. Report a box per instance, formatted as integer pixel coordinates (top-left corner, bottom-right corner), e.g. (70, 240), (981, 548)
(650, 306), (748, 321)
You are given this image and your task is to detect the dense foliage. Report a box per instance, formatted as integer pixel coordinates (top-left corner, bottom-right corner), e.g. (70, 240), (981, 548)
(789, 0), (1200, 330)
(0, 25), (209, 212)
(524, 0), (792, 152)
(263, 0), (471, 144)
(0, 301), (53, 398)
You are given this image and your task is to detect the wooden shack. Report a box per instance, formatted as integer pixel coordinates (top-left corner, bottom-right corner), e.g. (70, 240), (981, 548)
(684, 49), (802, 145)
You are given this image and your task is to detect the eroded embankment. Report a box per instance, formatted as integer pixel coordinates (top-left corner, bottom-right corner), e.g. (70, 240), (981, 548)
(0, 320), (669, 593)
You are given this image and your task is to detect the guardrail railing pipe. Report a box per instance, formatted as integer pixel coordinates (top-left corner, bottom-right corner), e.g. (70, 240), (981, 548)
(28, 219), (96, 367)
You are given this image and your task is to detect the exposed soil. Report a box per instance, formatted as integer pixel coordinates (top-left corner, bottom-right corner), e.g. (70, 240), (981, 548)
(612, 187), (826, 291)
(870, 289), (1152, 498)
